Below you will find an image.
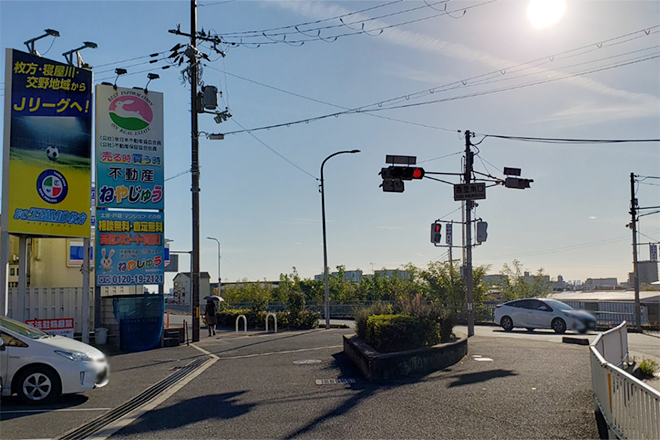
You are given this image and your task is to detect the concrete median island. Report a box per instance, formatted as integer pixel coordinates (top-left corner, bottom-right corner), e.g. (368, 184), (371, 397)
(343, 334), (468, 382)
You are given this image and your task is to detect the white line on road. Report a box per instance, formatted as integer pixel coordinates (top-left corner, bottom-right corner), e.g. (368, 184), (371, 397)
(0, 408), (112, 414)
(218, 345), (342, 360)
(87, 345), (218, 440)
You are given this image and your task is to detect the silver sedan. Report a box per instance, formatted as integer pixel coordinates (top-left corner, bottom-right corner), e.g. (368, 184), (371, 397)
(494, 298), (597, 334)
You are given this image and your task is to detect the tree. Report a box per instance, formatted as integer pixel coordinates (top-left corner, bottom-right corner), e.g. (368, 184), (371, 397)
(499, 260), (552, 301)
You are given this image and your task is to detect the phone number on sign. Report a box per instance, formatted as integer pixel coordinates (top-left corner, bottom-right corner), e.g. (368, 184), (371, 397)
(97, 274), (163, 285)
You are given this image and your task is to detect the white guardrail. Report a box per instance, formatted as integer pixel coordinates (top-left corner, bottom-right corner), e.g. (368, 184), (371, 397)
(590, 321), (660, 439)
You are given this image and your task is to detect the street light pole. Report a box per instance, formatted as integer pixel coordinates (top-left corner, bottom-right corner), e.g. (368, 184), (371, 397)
(207, 237), (221, 296)
(321, 149), (360, 329)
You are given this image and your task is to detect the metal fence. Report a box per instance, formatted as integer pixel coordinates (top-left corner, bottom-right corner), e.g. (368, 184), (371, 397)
(590, 321), (660, 440)
(7, 287), (92, 334)
(563, 301), (650, 326)
(215, 300), (650, 325)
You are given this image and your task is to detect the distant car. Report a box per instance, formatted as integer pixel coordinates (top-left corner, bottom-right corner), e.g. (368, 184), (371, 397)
(0, 316), (109, 404)
(494, 298), (597, 334)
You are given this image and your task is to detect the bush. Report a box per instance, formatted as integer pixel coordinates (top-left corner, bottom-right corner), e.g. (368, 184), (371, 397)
(439, 312), (457, 343)
(216, 308), (319, 330)
(365, 314), (440, 353)
(287, 291), (306, 316)
(289, 309), (321, 329)
(355, 302), (393, 339)
(217, 309), (256, 329)
(639, 358), (659, 377)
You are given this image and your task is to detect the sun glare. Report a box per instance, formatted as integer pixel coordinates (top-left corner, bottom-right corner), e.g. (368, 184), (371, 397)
(527, 0), (566, 29)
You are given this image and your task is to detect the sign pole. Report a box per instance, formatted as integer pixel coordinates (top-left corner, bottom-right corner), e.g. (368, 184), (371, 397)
(82, 237), (90, 343)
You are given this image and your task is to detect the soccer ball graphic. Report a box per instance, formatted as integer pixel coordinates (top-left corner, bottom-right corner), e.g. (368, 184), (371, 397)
(46, 146), (59, 161)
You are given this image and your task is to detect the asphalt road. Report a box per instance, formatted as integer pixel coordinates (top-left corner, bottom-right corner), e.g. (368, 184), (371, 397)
(123, 331), (600, 439)
(1, 326), (602, 439)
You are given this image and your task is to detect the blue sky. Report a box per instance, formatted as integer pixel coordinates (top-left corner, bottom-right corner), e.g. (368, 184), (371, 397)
(1, 0), (659, 291)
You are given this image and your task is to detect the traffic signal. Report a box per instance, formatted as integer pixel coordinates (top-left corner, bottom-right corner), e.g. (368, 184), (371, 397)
(476, 221), (488, 243)
(390, 166), (425, 180)
(431, 222), (442, 244)
(380, 166), (425, 193)
(380, 167), (404, 192)
(504, 177), (533, 189)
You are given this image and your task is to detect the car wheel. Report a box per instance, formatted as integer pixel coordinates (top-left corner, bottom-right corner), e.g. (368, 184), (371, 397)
(16, 366), (61, 404)
(526, 328), (535, 332)
(501, 316), (514, 332)
(552, 318), (567, 334)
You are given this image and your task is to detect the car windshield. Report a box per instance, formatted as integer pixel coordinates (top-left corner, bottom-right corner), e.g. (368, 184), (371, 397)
(0, 316), (49, 339)
(543, 299), (574, 311)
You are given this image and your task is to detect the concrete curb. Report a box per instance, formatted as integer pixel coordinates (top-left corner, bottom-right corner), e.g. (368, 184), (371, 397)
(343, 334), (468, 382)
(562, 336), (590, 345)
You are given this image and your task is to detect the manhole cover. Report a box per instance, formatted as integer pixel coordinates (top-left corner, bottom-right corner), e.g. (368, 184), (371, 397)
(294, 359), (322, 365)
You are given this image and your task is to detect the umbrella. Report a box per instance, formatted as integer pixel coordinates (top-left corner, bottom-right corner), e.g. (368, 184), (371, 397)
(204, 295), (224, 302)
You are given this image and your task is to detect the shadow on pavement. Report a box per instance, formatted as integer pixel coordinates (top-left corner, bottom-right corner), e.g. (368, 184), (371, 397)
(113, 392), (254, 435)
(447, 368), (518, 387)
(0, 394), (89, 421)
(283, 385), (377, 439)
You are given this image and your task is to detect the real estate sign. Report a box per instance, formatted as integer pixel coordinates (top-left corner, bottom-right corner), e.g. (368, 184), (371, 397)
(95, 210), (164, 286)
(2, 49), (92, 237)
(95, 84), (164, 210)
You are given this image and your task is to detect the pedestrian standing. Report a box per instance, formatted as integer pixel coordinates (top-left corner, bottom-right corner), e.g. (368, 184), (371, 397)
(205, 300), (217, 336)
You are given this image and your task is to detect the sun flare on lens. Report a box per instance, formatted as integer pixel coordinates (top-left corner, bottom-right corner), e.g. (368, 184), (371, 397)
(527, 0), (566, 29)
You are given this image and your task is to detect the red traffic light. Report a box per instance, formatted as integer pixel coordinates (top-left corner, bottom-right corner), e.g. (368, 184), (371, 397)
(412, 168), (425, 179)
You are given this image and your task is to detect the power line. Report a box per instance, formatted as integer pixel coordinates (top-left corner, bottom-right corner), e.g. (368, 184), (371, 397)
(477, 134), (660, 144)
(203, 64), (456, 132)
(215, 27), (660, 136)
(218, 0), (405, 37)
(230, 118), (318, 181)
(418, 151), (463, 164)
(216, 0), (496, 46)
(482, 236), (632, 260)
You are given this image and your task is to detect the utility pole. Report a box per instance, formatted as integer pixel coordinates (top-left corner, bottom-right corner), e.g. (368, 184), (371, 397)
(629, 172), (641, 331)
(190, 0), (201, 342)
(464, 131), (474, 337)
(168, 0), (228, 342)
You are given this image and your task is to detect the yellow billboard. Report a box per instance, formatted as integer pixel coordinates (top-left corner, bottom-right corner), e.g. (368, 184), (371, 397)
(2, 49), (92, 237)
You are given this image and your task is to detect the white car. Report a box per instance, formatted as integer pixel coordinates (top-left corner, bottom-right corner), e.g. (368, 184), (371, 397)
(0, 316), (109, 404)
(494, 298), (597, 334)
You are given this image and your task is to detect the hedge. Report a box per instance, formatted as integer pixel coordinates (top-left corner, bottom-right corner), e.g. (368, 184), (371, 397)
(365, 314), (440, 353)
(216, 309), (320, 330)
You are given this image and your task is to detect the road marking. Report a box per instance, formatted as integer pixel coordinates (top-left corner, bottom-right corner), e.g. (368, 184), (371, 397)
(220, 345), (342, 360)
(294, 359), (322, 364)
(84, 346), (218, 440)
(1, 408), (111, 414)
(474, 357), (493, 362)
(315, 378), (356, 385)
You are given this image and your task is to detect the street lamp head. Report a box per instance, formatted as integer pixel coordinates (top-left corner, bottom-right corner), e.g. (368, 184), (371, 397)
(350, 149), (361, 154)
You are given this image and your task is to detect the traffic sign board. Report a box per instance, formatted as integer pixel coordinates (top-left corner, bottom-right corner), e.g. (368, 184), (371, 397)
(454, 183), (486, 201)
(385, 155), (416, 165)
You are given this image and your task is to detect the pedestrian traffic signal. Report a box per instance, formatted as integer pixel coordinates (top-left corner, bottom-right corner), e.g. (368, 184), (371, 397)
(476, 221), (488, 243)
(431, 222), (442, 244)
